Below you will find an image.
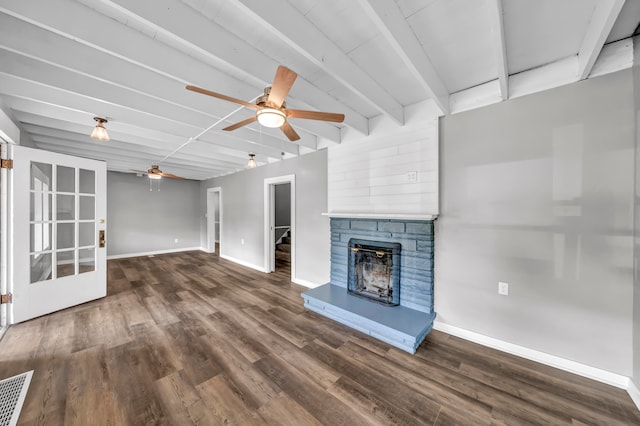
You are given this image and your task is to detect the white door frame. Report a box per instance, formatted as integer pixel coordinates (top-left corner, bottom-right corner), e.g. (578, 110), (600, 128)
(264, 175), (295, 277)
(206, 187), (222, 254)
(0, 143), (10, 332)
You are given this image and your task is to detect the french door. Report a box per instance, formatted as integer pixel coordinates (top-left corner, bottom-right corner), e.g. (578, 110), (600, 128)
(10, 145), (107, 323)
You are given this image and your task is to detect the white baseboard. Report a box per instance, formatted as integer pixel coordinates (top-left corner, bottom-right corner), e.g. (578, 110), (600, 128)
(292, 277), (323, 288)
(107, 246), (202, 260)
(628, 379), (640, 412)
(433, 321), (630, 390)
(219, 254), (268, 273)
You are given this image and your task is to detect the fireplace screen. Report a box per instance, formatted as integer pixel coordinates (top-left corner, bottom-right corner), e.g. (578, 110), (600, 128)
(347, 239), (401, 306)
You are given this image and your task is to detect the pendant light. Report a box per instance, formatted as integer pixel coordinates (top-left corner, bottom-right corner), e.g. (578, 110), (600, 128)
(247, 153), (257, 168)
(90, 117), (110, 141)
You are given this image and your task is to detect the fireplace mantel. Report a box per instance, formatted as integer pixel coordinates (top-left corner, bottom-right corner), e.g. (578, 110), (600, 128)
(322, 212), (438, 220)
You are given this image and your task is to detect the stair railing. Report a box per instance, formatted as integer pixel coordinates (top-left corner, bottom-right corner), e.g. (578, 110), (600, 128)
(274, 226), (291, 245)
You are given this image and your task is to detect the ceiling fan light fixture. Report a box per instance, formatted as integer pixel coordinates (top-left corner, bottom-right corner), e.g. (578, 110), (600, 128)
(147, 164), (162, 179)
(90, 117), (110, 141)
(247, 153), (257, 168)
(256, 108), (286, 128)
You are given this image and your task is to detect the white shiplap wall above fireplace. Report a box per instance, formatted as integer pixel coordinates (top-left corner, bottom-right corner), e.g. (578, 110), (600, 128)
(327, 100), (439, 217)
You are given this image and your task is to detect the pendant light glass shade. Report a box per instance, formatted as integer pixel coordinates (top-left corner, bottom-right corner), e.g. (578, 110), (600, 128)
(90, 117), (110, 141)
(247, 153), (257, 168)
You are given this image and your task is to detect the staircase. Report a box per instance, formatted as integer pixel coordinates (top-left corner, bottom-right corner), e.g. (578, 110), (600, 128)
(275, 231), (291, 264)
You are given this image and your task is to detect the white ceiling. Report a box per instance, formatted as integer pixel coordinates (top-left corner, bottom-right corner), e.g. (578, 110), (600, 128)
(0, 0), (638, 180)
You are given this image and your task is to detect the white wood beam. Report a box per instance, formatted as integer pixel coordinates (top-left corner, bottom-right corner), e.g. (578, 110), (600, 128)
(0, 40), (314, 152)
(0, 104), (19, 144)
(357, 0), (449, 116)
(28, 136), (235, 176)
(91, 0), (368, 137)
(229, 0), (405, 124)
(0, 86), (298, 163)
(20, 123), (245, 170)
(577, 0), (625, 80)
(0, 69), (299, 159)
(0, 0), (344, 143)
(490, 0), (509, 101)
(29, 139), (221, 180)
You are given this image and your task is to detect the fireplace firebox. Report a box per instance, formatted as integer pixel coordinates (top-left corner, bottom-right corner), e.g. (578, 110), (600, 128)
(347, 239), (401, 306)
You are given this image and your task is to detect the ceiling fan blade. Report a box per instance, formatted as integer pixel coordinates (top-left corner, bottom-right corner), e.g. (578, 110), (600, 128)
(186, 85), (258, 110)
(280, 121), (300, 141)
(222, 115), (258, 131)
(287, 109), (345, 123)
(131, 169), (148, 175)
(267, 66), (297, 108)
(159, 173), (186, 180)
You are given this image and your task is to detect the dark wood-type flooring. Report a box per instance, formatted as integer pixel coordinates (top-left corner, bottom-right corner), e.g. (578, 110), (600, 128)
(0, 251), (638, 425)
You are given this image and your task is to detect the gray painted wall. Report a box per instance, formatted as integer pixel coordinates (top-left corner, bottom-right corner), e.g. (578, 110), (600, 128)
(200, 149), (329, 285)
(275, 183), (291, 227)
(439, 69), (635, 375)
(107, 171), (201, 257)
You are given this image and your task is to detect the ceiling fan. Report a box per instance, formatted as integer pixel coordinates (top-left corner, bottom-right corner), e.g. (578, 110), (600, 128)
(132, 164), (185, 180)
(186, 66), (345, 141)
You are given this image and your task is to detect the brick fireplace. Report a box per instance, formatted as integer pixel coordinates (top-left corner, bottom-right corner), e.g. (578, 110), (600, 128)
(302, 217), (436, 353)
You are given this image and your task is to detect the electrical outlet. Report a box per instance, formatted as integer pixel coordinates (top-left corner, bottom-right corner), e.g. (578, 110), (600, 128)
(241, 238), (245, 245)
(174, 238), (179, 244)
(407, 171), (417, 182)
(498, 281), (509, 296)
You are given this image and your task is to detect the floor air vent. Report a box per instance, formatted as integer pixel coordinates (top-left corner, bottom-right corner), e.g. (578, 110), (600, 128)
(0, 371), (33, 426)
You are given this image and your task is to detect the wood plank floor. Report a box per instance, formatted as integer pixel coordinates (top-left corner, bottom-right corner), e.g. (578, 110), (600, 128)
(0, 251), (638, 425)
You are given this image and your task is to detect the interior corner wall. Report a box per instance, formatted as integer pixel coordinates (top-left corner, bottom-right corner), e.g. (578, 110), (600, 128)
(438, 69), (635, 376)
(632, 36), (640, 388)
(199, 149), (329, 286)
(107, 171), (201, 257)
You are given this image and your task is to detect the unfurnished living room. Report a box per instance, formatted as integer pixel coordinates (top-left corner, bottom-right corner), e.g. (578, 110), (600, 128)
(0, 0), (640, 424)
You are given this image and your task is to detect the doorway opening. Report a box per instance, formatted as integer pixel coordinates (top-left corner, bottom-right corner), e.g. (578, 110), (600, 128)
(206, 187), (222, 255)
(273, 182), (291, 274)
(264, 175), (295, 280)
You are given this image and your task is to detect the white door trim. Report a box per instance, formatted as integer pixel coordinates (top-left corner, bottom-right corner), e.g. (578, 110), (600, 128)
(0, 143), (10, 330)
(206, 187), (222, 254)
(263, 175), (295, 278)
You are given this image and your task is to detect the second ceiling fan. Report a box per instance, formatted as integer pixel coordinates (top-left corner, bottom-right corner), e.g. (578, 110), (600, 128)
(186, 66), (345, 141)
(132, 164), (185, 180)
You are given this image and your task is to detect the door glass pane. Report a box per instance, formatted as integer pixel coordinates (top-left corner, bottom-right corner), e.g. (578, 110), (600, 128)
(28, 160), (100, 290)
(79, 222), (94, 247)
(79, 169), (95, 194)
(30, 162), (52, 190)
(57, 194), (75, 220)
(79, 248), (95, 274)
(56, 250), (75, 278)
(57, 223), (75, 250)
(30, 223), (51, 253)
(30, 192), (52, 221)
(31, 253), (52, 283)
(79, 196), (95, 220)
(57, 166), (75, 193)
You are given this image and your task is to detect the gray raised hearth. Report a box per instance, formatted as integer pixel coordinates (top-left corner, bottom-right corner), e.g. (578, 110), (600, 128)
(302, 216), (436, 353)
